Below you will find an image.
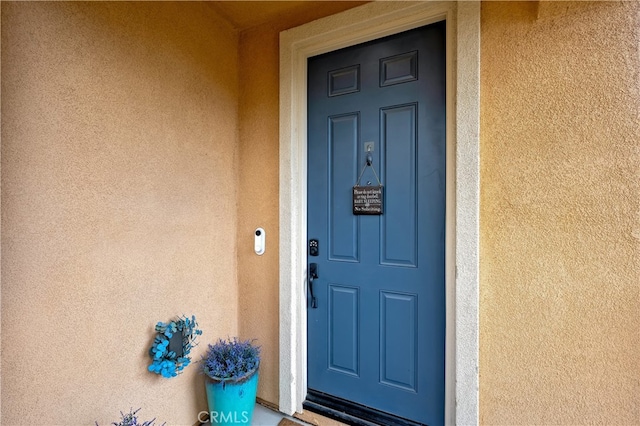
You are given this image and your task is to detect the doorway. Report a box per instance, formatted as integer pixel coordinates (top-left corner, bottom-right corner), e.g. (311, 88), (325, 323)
(278, 2), (480, 424)
(305, 22), (446, 425)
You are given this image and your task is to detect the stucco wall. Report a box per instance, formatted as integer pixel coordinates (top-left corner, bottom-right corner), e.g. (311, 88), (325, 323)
(237, 23), (281, 406)
(480, 1), (640, 424)
(1, 2), (239, 425)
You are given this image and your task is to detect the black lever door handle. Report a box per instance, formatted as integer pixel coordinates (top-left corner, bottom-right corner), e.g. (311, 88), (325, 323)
(309, 263), (318, 309)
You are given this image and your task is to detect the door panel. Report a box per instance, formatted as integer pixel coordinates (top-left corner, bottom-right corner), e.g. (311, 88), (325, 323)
(328, 113), (360, 262)
(328, 284), (360, 375)
(381, 104), (418, 267)
(380, 291), (418, 391)
(307, 22), (446, 426)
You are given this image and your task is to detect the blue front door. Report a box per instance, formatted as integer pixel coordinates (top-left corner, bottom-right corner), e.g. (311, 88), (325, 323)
(306, 22), (446, 425)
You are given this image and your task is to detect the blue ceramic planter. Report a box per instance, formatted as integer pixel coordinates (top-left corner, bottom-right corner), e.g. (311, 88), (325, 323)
(204, 367), (259, 425)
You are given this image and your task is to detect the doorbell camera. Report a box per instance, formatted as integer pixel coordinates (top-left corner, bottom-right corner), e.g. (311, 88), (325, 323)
(254, 228), (265, 255)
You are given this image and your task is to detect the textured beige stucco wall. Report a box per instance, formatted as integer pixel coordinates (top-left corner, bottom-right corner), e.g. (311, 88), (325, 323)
(480, 1), (640, 424)
(236, 2), (367, 406)
(237, 22), (281, 406)
(1, 2), (239, 425)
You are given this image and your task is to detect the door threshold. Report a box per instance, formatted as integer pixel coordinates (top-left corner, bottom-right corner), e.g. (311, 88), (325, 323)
(303, 390), (427, 426)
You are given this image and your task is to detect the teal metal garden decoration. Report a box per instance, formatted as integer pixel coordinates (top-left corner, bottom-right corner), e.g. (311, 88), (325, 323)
(148, 315), (202, 378)
(201, 338), (261, 425)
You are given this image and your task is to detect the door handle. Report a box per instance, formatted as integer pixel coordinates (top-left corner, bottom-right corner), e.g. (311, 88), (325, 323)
(309, 263), (318, 309)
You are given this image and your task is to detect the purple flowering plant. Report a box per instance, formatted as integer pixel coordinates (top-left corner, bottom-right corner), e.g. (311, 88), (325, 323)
(201, 338), (260, 382)
(96, 407), (165, 426)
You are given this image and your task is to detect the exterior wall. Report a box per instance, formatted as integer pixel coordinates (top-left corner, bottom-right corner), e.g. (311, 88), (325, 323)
(237, 23), (282, 405)
(480, 1), (640, 424)
(1, 2), (239, 425)
(236, 2), (367, 406)
(2, 0), (638, 424)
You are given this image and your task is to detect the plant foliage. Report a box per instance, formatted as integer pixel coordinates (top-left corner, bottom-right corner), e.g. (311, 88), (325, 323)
(96, 407), (165, 426)
(201, 338), (260, 381)
(148, 315), (202, 378)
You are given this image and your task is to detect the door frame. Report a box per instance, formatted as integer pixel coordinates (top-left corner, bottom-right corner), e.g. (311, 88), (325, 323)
(278, 2), (480, 424)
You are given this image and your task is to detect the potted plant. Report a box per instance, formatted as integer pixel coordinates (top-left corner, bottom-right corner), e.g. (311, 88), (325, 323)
(200, 338), (260, 425)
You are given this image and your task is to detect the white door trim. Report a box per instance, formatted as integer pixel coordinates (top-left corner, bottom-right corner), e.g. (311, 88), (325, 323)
(278, 2), (480, 424)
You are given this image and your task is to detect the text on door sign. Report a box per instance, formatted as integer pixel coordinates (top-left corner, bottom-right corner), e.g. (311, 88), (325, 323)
(352, 185), (384, 215)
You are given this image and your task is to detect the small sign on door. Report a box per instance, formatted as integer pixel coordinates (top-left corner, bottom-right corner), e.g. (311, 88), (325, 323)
(352, 185), (384, 215)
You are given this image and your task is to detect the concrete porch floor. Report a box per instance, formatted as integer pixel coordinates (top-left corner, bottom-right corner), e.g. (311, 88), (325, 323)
(200, 402), (349, 426)
(200, 402), (305, 426)
(251, 404), (305, 426)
